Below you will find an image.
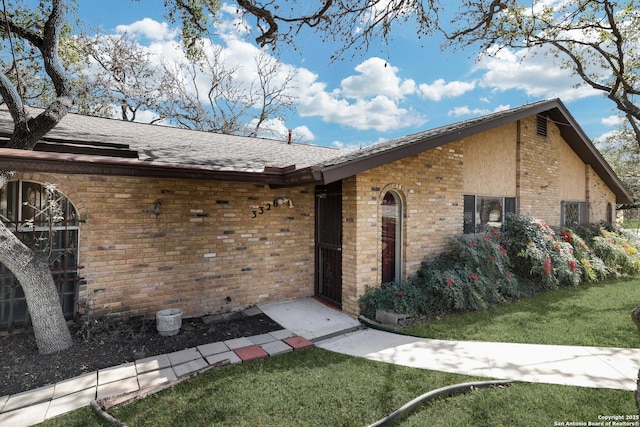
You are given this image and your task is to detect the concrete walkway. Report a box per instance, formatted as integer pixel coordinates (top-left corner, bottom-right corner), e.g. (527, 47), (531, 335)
(0, 307), (314, 427)
(2, 298), (639, 426)
(264, 298), (640, 392)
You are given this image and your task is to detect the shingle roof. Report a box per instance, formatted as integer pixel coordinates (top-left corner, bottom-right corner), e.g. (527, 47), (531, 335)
(322, 100), (552, 168)
(20, 109), (341, 171)
(318, 98), (633, 204)
(0, 99), (632, 203)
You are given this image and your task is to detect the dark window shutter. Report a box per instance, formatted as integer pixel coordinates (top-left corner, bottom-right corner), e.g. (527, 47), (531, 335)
(504, 197), (516, 217)
(463, 195), (475, 234)
(579, 202), (588, 225)
(560, 201), (566, 227)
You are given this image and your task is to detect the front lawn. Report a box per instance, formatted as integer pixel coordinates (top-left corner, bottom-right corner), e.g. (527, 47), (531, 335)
(42, 348), (635, 427)
(41, 277), (640, 426)
(401, 277), (640, 347)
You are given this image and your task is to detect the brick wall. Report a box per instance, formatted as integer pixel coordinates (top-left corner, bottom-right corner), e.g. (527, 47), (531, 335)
(517, 116), (563, 223)
(12, 171), (316, 321)
(342, 116), (618, 315)
(341, 144), (464, 315)
(586, 165), (616, 223)
(8, 115), (619, 320)
(517, 116), (614, 225)
(463, 124), (517, 197)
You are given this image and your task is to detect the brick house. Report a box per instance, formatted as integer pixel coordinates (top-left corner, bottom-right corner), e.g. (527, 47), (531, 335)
(0, 98), (632, 327)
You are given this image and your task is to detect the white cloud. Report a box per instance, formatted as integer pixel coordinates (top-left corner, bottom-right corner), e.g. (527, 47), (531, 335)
(99, 19), (429, 134)
(291, 125), (316, 143)
(116, 18), (177, 41)
(214, 4), (252, 37)
(418, 79), (476, 101)
(593, 130), (619, 148)
(601, 115), (624, 127)
(297, 83), (426, 132)
(245, 117), (316, 143)
(448, 106), (486, 117)
(331, 137), (382, 151)
(448, 104), (511, 118)
(474, 47), (597, 101)
(294, 59), (426, 132)
(340, 57), (416, 100)
(133, 109), (163, 124)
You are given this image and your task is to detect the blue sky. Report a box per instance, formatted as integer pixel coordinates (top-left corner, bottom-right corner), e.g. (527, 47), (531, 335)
(74, 1), (623, 149)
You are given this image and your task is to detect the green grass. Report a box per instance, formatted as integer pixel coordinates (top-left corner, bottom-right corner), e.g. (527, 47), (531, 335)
(41, 348), (635, 427)
(401, 277), (640, 347)
(41, 278), (640, 426)
(395, 382), (633, 427)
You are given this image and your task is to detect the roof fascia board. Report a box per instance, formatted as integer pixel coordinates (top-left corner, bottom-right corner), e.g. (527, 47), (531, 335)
(321, 100), (560, 184)
(320, 99), (633, 204)
(547, 103), (633, 204)
(0, 149), (322, 187)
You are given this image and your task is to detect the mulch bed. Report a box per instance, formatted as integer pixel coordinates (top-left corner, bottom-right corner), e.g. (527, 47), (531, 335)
(1, 311), (282, 396)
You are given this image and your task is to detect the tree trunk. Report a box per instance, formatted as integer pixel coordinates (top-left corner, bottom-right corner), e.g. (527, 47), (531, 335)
(0, 222), (72, 354)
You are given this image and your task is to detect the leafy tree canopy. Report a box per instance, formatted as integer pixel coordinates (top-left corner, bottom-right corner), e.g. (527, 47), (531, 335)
(446, 0), (640, 145)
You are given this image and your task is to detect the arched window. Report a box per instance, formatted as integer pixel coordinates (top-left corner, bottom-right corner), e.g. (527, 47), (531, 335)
(0, 181), (80, 330)
(381, 191), (402, 284)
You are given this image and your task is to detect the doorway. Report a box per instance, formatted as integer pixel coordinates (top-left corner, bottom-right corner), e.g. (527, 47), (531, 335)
(315, 182), (342, 307)
(381, 191), (402, 284)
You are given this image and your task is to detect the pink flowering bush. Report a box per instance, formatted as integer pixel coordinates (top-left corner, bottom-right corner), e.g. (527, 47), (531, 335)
(501, 216), (582, 291)
(560, 228), (608, 282)
(360, 230), (520, 316)
(359, 214), (640, 318)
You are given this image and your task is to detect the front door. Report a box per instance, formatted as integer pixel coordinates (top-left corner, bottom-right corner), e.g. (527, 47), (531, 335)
(315, 182), (342, 307)
(382, 191), (400, 284)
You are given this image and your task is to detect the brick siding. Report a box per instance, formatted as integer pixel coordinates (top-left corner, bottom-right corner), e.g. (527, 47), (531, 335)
(8, 114), (618, 319)
(341, 144), (465, 314)
(341, 116), (616, 315)
(13, 171), (316, 321)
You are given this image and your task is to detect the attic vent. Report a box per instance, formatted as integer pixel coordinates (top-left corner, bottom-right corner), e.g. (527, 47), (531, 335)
(536, 114), (548, 137)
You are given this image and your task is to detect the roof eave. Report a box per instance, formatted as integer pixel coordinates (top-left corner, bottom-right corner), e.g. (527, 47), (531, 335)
(546, 103), (634, 204)
(0, 149), (323, 187)
(321, 100), (562, 184)
(320, 99), (634, 204)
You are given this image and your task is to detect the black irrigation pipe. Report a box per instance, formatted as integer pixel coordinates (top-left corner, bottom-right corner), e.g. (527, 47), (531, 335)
(366, 380), (515, 427)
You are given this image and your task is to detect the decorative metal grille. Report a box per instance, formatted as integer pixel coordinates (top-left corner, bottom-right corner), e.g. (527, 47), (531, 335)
(0, 181), (81, 331)
(562, 201), (588, 228)
(564, 203), (580, 228)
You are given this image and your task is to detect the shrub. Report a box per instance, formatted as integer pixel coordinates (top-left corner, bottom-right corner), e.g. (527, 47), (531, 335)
(560, 229), (607, 282)
(575, 223), (640, 277)
(358, 281), (432, 319)
(501, 216), (582, 290)
(387, 231), (518, 314)
(358, 215), (640, 319)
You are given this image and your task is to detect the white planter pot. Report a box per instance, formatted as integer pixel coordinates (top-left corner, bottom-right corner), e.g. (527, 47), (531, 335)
(156, 308), (182, 336)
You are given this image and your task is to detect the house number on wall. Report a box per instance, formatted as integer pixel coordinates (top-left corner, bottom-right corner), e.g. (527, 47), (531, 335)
(251, 203), (272, 218)
(251, 198), (293, 218)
